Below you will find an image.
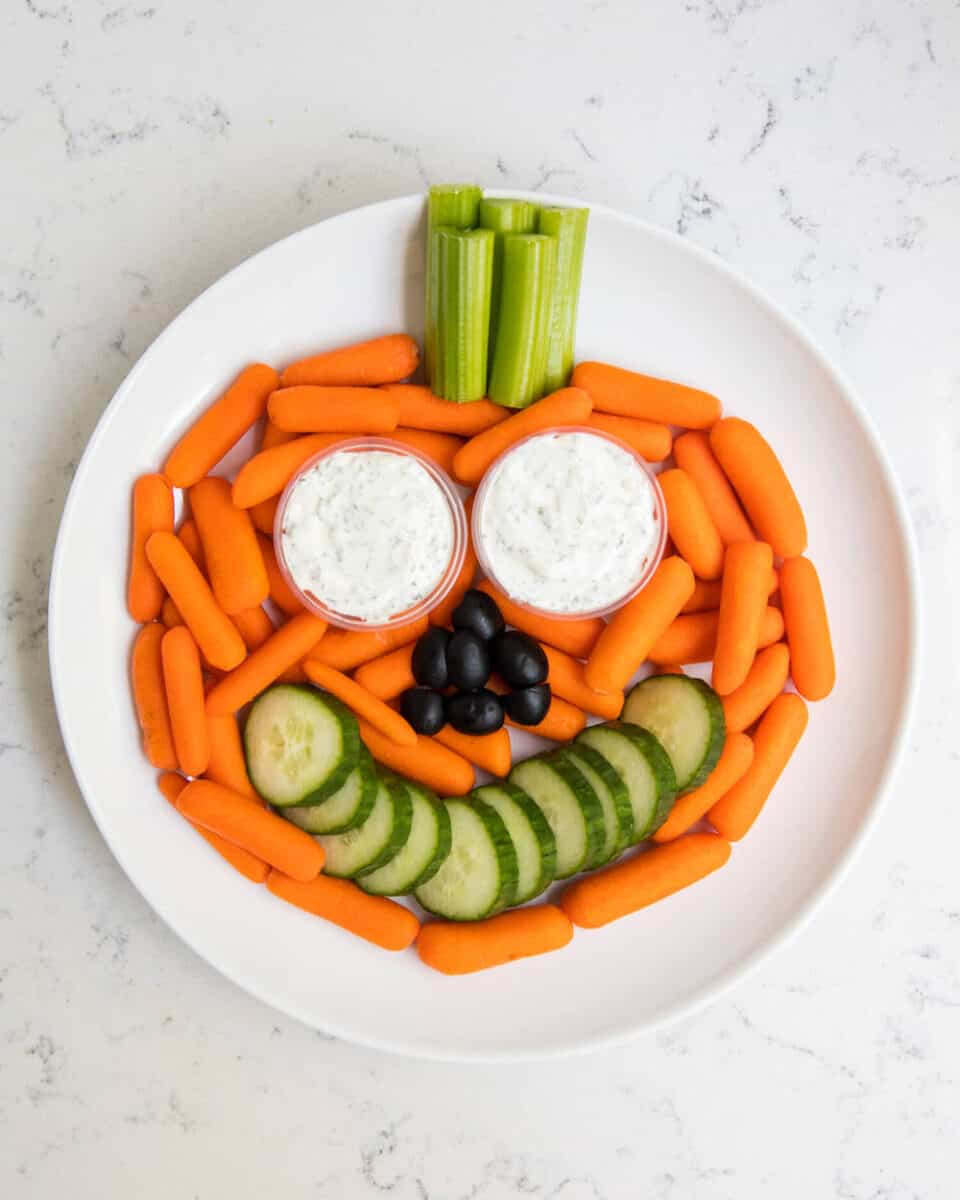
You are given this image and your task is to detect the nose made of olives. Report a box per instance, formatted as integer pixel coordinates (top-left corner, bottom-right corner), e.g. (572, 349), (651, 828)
(445, 630), (492, 691)
(446, 688), (505, 735)
(451, 588), (506, 642)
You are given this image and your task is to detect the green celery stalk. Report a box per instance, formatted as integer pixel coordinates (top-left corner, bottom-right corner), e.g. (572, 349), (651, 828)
(537, 206), (589, 394)
(425, 185), (483, 388)
(487, 233), (557, 409)
(434, 227), (495, 403)
(478, 198), (539, 362)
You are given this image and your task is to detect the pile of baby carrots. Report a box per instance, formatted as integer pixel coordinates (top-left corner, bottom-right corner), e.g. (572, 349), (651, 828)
(128, 330), (833, 977)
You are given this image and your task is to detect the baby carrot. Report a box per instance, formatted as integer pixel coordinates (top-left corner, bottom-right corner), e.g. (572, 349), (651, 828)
(474, 581), (603, 658)
(779, 557), (835, 701)
(713, 541), (775, 695)
(543, 645), (624, 720)
(205, 712), (259, 800)
(177, 780), (325, 881)
(658, 468), (725, 581)
(131, 623), (177, 770)
(177, 518), (206, 571)
(680, 569), (778, 614)
(231, 605), (275, 652)
(128, 473), (174, 621)
(433, 726), (512, 777)
(268, 386), (400, 435)
(390, 428), (464, 476)
(417, 905), (573, 975)
(157, 772), (269, 883)
(257, 533), (302, 616)
(205, 612), (328, 716)
(709, 418), (807, 558)
(585, 557), (695, 693)
(357, 720), (474, 796)
(721, 643), (791, 732)
(231, 433), (352, 509)
(161, 596), (183, 628)
(673, 431), (754, 545)
(571, 362), (721, 429)
(307, 618), (429, 673)
(353, 642), (417, 700)
(303, 661), (417, 747)
(280, 333), (419, 388)
(161, 626), (210, 777)
(145, 532), (247, 672)
(649, 605), (783, 665)
(708, 693), (808, 840)
(588, 412), (672, 461)
(190, 476), (269, 615)
(653, 734), (755, 842)
(382, 384), (509, 436)
(267, 871), (420, 951)
(164, 363), (279, 488)
(452, 387), (593, 485)
(428, 545), (478, 628)
(490, 678), (588, 741)
(261, 417), (297, 451)
(249, 496), (280, 536)
(561, 833), (731, 928)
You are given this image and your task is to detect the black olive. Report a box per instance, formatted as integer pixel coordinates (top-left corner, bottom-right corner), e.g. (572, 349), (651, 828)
(503, 683), (552, 726)
(446, 689), (505, 735)
(452, 588), (506, 641)
(400, 687), (446, 735)
(411, 627), (451, 689)
(491, 631), (548, 688)
(445, 630), (492, 691)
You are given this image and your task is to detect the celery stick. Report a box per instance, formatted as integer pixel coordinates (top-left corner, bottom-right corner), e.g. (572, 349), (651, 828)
(488, 234), (557, 409)
(434, 227), (494, 403)
(479, 198), (539, 369)
(537, 206), (589, 393)
(425, 185), (483, 387)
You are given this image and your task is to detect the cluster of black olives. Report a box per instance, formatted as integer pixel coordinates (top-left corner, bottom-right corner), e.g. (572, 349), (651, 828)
(400, 590), (551, 736)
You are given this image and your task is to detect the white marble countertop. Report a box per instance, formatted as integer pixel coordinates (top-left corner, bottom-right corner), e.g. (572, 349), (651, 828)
(2, 1), (957, 1195)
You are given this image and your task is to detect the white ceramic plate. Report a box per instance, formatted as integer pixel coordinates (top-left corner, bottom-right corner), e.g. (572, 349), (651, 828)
(49, 193), (918, 1061)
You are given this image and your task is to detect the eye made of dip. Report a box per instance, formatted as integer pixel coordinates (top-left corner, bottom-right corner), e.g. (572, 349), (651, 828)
(474, 430), (665, 617)
(279, 447), (459, 625)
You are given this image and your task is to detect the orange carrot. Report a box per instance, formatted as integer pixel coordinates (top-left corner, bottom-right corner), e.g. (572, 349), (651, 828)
(303, 661), (417, 747)
(452, 387), (593, 485)
(161, 596), (184, 628)
(277, 660), (309, 685)
(475, 581), (603, 659)
(709, 418), (807, 558)
(128, 474), (174, 621)
(708, 693), (808, 840)
(281, 333), (419, 388)
(131, 623), (178, 770)
(649, 605), (783, 665)
(157, 772), (268, 883)
(382, 384), (509, 436)
(585, 557), (695, 693)
(721, 643), (791, 733)
(653, 734), (755, 842)
(177, 780), (325, 881)
(588, 412), (672, 461)
(205, 612), (328, 716)
(779, 557), (835, 701)
(231, 605), (275, 652)
(417, 905), (573, 975)
(268, 386), (400, 435)
(673, 431), (754, 545)
(658, 468), (725, 581)
(307, 617), (429, 673)
(231, 433), (352, 509)
(428, 545), (478, 628)
(572, 361), (721, 429)
(433, 726), (512, 777)
(257, 532), (302, 616)
(680, 569), (778, 614)
(267, 870), (420, 950)
(160, 626), (210, 776)
(561, 833), (731, 928)
(261, 417), (297, 451)
(249, 496), (280, 536)
(190, 476), (269, 615)
(358, 720), (474, 796)
(177, 518), (205, 569)
(145, 532), (247, 671)
(353, 641), (417, 700)
(205, 712), (259, 800)
(164, 363), (279, 488)
(390, 428), (464, 475)
(712, 541), (775, 695)
(543, 645), (624, 720)
(487, 676), (588, 741)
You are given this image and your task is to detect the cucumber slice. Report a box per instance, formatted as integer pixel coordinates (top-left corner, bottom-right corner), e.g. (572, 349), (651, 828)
(317, 776), (412, 878)
(622, 674), (726, 791)
(472, 782), (557, 903)
(283, 748), (377, 835)
(509, 754), (604, 877)
(575, 724), (677, 842)
(244, 685), (359, 808)
(415, 798), (518, 920)
(560, 743), (634, 862)
(359, 781), (452, 895)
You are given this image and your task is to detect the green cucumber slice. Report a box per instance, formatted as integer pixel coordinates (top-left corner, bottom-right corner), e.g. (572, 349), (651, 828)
(415, 798), (518, 920)
(575, 723), (677, 842)
(359, 781), (452, 895)
(509, 754), (604, 877)
(472, 782), (557, 903)
(622, 674), (726, 791)
(283, 747), (377, 835)
(317, 776), (412, 879)
(560, 743), (634, 862)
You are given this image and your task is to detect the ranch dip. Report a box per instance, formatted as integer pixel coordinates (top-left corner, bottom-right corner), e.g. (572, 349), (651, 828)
(280, 448), (455, 623)
(476, 430), (661, 615)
